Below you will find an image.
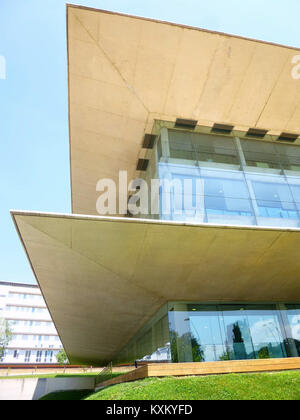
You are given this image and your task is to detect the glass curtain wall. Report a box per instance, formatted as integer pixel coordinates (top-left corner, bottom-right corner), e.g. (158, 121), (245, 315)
(113, 302), (300, 365)
(154, 129), (300, 227)
(168, 302), (300, 363)
(114, 304), (171, 365)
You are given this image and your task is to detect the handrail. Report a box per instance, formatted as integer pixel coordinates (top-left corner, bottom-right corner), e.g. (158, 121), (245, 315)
(95, 361), (113, 386)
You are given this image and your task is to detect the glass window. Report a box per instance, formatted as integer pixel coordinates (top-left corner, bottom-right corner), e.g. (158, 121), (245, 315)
(287, 181), (300, 212)
(202, 169), (253, 220)
(170, 304), (226, 362)
(195, 134), (239, 165)
(36, 351), (42, 362)
(280, 304), (300, 357)
(219, 305), (255, 360)
(25, 351), (31, 362)
(114, 304), (170, 364)
(153, 129), (300, 228)
(275, 144), (300, 172)
(168, 130), (196, 161)
(167, 303), (290, 363)
(168, 131), (239, 166)
(240, 139), (280, 169)
(250, 175), (297, 219)
(159, 164), (255, 225)
(234, 305), (286, 359)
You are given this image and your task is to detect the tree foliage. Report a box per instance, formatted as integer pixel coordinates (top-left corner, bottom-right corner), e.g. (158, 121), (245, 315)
(56, 349), (69, 365)
(170, 330), (204, 362)
(0, 318), (13, 358)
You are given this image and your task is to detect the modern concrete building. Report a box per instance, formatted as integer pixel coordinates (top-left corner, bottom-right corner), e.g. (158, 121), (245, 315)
(11, 5), (300, 366)
(0, 282), (63, 364)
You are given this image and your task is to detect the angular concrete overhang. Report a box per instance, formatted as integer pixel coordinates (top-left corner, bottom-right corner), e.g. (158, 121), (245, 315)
(11, 210), (300, 365)
(67, 5), (300, 216)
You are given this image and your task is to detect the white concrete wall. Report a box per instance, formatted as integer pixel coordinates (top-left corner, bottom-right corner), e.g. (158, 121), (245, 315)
(0, 377), (95, 400)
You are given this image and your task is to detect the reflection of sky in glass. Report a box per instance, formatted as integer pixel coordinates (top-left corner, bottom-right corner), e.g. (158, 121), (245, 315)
(176, 310), (286, 346)
(289, 315), (300, 340)
(189, 313), (223, 345)
(158, 156), (300, 227)
(249, 318), (282, 344)
(189, 313), (225, 362)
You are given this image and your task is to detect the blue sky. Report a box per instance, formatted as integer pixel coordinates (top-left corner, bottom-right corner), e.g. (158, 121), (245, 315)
(0, 0), (299, 285)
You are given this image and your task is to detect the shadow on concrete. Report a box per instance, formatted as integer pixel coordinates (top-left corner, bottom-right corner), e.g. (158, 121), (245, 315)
(32, 379), (47, 400)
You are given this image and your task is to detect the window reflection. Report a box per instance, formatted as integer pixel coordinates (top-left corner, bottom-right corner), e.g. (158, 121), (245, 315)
(159, 164), (255, 225)
(203, 173), (253, 222)
(113, 303), (300, 365)
(274, 144), (300, 172)
(156, 131), (300, 228)
(280, 304), (300, 357)
(251, 179), (298, 219)
(168, 303), (294, 363)
(169, 131), (239, 165)
(114, 305), (171, 365)
(240, 139), (280, 170)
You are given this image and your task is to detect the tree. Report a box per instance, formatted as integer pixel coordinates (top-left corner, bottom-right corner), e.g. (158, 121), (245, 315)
(0, 318), (12, 359)
(258, 346), (270, 359)
(169, 330), (204, 362)
(219, 350), (232, 361)
(56, 349), (69, 365)
(232, 322), (247, 360)
(190, 336), (204, 362)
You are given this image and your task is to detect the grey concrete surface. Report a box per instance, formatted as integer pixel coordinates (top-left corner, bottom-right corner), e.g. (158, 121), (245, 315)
(0, 377), (95, 400)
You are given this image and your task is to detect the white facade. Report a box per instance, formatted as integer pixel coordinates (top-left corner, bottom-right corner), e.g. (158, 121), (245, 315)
(0, 282), (63, 364)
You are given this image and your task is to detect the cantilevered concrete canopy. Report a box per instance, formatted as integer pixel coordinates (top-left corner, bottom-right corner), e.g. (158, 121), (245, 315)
(12, 211), (300, 365)
(67, 5), (300, 216)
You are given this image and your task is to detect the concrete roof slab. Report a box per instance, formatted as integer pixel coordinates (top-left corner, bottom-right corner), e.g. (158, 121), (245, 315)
(67, 5), (300, 216)
(12, 211), (300, 365)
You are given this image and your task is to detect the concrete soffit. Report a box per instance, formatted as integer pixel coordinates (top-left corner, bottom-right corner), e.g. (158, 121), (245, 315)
(11, 210), (300, 364)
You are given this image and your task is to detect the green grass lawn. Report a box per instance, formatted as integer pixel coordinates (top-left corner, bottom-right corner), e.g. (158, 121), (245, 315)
(41, 371), (300, 400)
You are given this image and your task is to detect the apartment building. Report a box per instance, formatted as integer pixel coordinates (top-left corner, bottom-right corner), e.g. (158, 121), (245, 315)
(0, 282), (62, 364)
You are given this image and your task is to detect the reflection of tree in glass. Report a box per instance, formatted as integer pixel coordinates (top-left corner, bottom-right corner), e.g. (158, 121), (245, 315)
(169, 330), (204, 362)
(232, 322), (243, 343)
(293, 339), (300, 355)
(258, 346), (270, 359)
(283, 338), (300, 357)
(191, 335), (204, 362)
(219, 349), (234, 361)
(232, 322), (247, 360)
(170, 330), (179, 362)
